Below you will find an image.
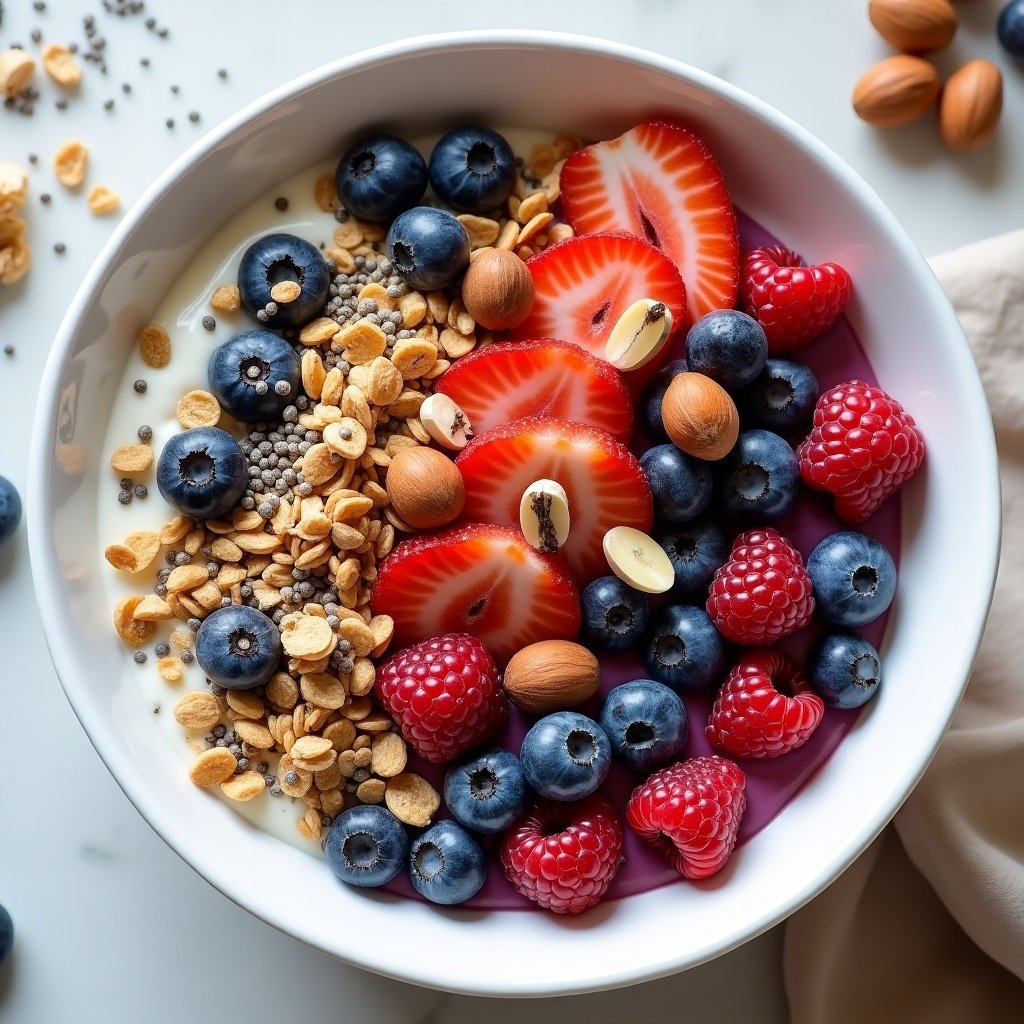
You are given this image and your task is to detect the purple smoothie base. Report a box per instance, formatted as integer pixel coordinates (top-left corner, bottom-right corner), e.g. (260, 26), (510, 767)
(380, 209), (901, 911)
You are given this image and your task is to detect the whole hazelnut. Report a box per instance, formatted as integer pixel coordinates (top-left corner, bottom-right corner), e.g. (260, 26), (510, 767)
(660, 371), (740, 461)
(460, 247), (535, 330)
(385, 446), (465, 530)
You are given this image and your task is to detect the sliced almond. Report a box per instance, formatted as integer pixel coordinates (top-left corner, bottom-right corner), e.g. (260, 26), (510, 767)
(519, 479), (570, 553)
(602, 526), (674, 594)
(605, 298), (673, 372)
(418, 393), (474, 451)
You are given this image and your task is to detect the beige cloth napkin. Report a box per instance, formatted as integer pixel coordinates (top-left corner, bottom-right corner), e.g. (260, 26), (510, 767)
(784, 230), (1024, 1022)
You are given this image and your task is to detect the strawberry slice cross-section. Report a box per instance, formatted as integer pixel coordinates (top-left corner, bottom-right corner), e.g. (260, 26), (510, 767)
(456, 417), (654, 584)
(559, 121), (739, 326)
(370, 523), (581, 666)
(436, 338), (634, 442)
(508, 232), (686, 379)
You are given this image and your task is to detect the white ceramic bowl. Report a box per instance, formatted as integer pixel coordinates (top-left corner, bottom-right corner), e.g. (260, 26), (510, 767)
(29, 32), (999, 996)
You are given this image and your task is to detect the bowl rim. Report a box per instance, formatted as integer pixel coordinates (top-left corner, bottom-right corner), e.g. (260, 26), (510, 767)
(28, 29), (1001, 995)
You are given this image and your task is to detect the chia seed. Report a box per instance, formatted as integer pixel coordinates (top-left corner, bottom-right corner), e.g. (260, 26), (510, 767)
(180, 649), (194, 664)
(155, 643), (170, 657)
(274, 197), (289, 211)
(212, 724), (226, 739)
(201, 315), (216, 331)
(217, 68), (228, 79)
(54, 242), (66, 254)
(133, 651), (147, 664)
(173, 551), (191, 566)
(137, 424), (153, 441)
(117, 490), (132, 505)
(187, 618), (202, 632)
(133, 484), (147, 499)
(104, 99), (114, 111)
(133, 379), (147, 394)
(188, 110), (199, 123)
(166, 118), (174, 129)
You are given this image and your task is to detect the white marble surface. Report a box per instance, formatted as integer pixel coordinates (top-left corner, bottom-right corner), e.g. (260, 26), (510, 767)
(0, 1), (1020, 1021)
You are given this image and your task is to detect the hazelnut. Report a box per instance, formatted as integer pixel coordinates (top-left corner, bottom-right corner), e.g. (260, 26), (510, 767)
(385, 446), (465, 530)
(460, 247), (535, 330)
(502, 640), (600, 715)
(660, 371), (739, 461)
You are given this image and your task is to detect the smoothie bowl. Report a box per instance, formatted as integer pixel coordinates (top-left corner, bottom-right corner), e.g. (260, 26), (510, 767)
(28, 32), (999, 996)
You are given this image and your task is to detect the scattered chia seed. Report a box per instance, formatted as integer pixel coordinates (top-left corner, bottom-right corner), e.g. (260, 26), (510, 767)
(40, 193), (51, 204)
(133, 484), (147, 499)
(188, 110), (199, 123)
(33, 1), (45, 11)
(3, 345), (13, 356)
(158, 27), (168, 38)
(119, 477), (132, 489)
(155, 643), (170, 657)
(117, 489), (132, 505)
(217, 68), (227, 79)
(145, 17), (155, 28)
(212, 724), (226, 738)
(201, 315), (215, 331)
(133, 379), (147, 393)
(122, 82), (131, 94)
(274, 196), (289, 211)
(28, 154), (38, 164)
(165, 118), (174, 129)
(187, 617), (201, 632)
(137, 424), (152, 441)
(256, 762), (268, 774)
(270, 785), (282, 798)
(180, 649), (194, 664)
(153, 706), (160, 715)
(133, 651), (147, 664)
(30, 29), (41, 44)
(173, 551), (191, 566)
(54, 242), (66, 254)
(103, 99), (114, 111)
(170, 84), (179, 94)
(140, 57), (149, 67)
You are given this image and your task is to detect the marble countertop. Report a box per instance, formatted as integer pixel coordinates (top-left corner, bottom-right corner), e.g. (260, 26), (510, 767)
(0, 1), (1019, 1021)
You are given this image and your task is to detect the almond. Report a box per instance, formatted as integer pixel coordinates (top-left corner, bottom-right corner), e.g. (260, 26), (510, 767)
(852, 56), (941, 127)
(502, 640), (600, 715)
(939, 59), (1002, 153)
(868, 0), (957, 54)
(460, 247), (534, 331)
(660, 371), (739, 461)
(385, 446), (465, 530)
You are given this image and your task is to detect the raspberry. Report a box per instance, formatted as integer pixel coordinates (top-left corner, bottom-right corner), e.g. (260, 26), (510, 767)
(741, 245), (852, 353)
(797, 379), (925, 523)
(626, 757), (746, 880)
(706, 648), (825, 759)
(706, 528), (814, 645)
(501, 796), (623, 915)
(375, 634), (506, 765)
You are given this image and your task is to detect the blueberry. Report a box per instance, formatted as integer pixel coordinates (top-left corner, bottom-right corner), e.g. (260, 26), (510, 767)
(0, 475), (22, 547)
(654, 515), (729, 596)
(335, 133), (428, 223)
(208, 330), (300, 422)
(736, 358), (819, 434)
(195, 604), (282, 690)
(386, 206), (470, 292)
(644, 604), (726, 692)
(520, 711), (611, 801)
(685, 309), (767, 389)
(998, 0), (1024, 58)
(237, 232), (330, 329)
(598, 679), (688, 773)
(0, 903), (12, 967)
(807, 530), (897, 628)
(808, 632), (882, 709)
(581, 575), (649, 653)
(639, 444), (712, 523)
(714, 428), (799, 522)
(409, 820), (487, 906)
(642, 359), (688, 440)
(444, 747), (528, 834)
(428, 125), (517, 215)
(157, 427), (247, 520)
(325, 804), (409, 888)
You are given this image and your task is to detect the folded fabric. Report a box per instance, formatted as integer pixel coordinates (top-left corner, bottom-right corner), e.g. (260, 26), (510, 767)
(785, 229), (1024, 1024)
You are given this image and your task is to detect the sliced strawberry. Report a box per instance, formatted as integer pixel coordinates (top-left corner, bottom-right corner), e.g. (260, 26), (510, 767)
(371, 523), (581, 666)
(508, 232), (686, 378)
(436, 339), (633, 442)
(560, 121), (739, 326)
(456, 417), (653, 583)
